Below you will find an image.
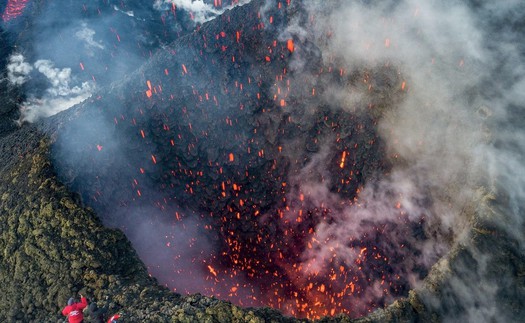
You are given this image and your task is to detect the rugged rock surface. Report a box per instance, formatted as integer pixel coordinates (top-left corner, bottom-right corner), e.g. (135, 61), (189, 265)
(31, 0), (409, 317)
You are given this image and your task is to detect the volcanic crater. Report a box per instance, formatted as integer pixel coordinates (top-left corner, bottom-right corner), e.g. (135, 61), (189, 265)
(43, 0), (443, 319)
(1, 0), (524, 322)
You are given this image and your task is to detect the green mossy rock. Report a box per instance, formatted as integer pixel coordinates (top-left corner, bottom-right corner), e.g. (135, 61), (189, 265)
(0, 138), (307, 322)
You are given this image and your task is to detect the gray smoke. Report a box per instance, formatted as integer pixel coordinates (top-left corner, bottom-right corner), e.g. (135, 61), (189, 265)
(5, 1), (162, 123)
(75, 23), (105, 52)
(16, 57), (94, 123)
(292, 0), (483, 269)
(278, 0), (525, 321)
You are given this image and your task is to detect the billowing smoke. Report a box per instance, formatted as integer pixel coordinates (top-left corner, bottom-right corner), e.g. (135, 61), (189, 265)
(6, 53), (32, 85)
(291, 0), (484, 280)
(153, 0), (253, 24)
(5, 50), (95, 123)
(290, 0), (524, 321)
(19, 59), (94, 123)
(2, 0), (254, 120)
(3, 0), (182, 123)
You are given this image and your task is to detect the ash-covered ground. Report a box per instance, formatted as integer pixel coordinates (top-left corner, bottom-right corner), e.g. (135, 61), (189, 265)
(1, 0), (525, 321)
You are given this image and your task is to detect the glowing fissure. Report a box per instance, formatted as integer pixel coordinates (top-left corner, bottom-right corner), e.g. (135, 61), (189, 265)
(1, 0), (29, 22)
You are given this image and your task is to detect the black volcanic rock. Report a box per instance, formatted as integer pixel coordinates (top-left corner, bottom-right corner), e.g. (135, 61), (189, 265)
(1, 132), (523, 321)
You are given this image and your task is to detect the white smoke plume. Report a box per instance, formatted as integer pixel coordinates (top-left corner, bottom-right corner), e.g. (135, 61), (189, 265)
(291, 0), (479, 264)
(153, 0), (253, 24)
(6, 53), (33, 85)
(113, 5), (135, 18)
(75, 23), (105, 52)
(274, 0), (525, 320)
(19, 59), (94, 123)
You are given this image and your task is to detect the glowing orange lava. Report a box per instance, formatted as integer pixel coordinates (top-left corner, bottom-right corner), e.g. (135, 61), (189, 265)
(1, 0), (29, 22)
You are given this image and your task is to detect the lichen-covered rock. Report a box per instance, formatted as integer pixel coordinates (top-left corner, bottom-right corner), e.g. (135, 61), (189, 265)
(0, 136), (309, 322)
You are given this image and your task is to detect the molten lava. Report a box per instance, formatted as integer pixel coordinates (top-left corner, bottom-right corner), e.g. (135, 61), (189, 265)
(1, 0), (29, 22)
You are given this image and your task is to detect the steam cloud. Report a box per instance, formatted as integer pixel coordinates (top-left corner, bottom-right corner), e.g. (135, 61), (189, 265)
(75, 23), (105, 52)
(5, 1), (171, 123)
(153, 0), (253, 24)
(15, 57), (94, 123)
(290, 0), (524, 321)
(294, 0), (483, 276)
(6, 53), (32, 85)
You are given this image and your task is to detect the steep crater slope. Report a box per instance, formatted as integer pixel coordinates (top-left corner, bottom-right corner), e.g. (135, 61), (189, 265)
(1, 128), (524, 322)
(0, 128), (300, 322)
(44, 0), (419, 318)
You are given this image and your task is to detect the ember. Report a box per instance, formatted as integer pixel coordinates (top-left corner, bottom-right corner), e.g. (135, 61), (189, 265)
(287, 39), (294, 53)
(50, 0), (442, 320)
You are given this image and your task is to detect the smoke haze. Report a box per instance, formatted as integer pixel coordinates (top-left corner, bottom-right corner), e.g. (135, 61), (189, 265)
(295, 0), (484, 270)
(153, 0), (253, 24)
(19, 59), (95, 122)
(297, 0), (524, 321)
